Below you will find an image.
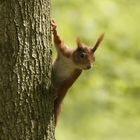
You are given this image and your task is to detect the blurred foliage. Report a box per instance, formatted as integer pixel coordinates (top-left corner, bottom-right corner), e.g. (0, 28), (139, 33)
(52, 0), (140, 140)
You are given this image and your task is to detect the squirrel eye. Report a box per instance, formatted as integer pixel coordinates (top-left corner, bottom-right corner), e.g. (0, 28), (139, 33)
(80, 53), (85, 58)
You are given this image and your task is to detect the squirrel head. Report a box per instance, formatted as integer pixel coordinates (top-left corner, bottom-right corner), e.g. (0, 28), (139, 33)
(72, 34), (104, 70)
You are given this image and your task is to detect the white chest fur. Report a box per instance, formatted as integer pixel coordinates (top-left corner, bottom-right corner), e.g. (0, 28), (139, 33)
(53, 56), (76, 85)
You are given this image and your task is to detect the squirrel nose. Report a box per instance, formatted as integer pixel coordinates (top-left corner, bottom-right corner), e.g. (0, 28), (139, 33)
(86, 65), (91, 69)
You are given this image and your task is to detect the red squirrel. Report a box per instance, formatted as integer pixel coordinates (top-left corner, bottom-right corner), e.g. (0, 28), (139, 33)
(51, 20), (104, 126)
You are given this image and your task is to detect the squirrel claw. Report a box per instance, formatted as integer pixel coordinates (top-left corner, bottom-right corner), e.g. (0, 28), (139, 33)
(53, 92), (58, 101)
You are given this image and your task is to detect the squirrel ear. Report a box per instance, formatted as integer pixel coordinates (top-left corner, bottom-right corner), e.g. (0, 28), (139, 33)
(77, 37), (83, 49)
(92, 33), (104, 53)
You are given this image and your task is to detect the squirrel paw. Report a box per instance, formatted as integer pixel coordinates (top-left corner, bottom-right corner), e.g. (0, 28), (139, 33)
(51, 19), (57, 31)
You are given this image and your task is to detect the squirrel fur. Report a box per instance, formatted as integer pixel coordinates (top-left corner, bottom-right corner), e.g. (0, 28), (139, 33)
(51, 20), (104, 126)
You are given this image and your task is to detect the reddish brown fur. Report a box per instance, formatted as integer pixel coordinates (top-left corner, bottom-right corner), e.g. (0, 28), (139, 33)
(54, 69), (81, 125)
(51, 20), (73, 58)
(51, 19), (104, 126)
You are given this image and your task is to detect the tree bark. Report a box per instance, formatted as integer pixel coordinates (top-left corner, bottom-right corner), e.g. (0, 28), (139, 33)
(0, 0), (55, 139)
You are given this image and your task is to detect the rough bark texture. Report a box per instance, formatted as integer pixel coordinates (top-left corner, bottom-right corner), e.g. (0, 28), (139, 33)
(0, 0), (55, 139)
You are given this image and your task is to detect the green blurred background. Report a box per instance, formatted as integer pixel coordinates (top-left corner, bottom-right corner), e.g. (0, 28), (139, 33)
(52, 0), (140, 140)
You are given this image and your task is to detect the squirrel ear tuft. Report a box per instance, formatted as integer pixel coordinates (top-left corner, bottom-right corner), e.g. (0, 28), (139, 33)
(77, 37), (83, 49)
(92, 33), (104, 53)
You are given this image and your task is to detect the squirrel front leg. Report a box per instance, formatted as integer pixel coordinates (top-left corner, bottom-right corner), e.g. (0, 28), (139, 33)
(51, 20), (64, 51)
(51, 20), (72, 57)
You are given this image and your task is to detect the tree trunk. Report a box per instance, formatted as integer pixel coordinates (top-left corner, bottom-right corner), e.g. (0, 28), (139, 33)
(0, 0), (55, 139)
